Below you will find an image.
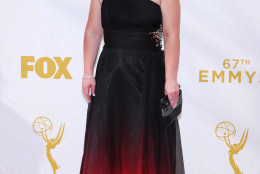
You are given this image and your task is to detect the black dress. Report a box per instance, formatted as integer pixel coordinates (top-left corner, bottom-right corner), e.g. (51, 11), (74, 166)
(80, 0), (185, 173)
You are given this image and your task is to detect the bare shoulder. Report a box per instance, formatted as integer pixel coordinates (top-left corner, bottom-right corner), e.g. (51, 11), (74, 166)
(160, 0), (180, 9)
(89, 0), (102, 7)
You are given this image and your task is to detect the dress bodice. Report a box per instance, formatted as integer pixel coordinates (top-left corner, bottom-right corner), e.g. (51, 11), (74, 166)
(101, 0), (162, 32)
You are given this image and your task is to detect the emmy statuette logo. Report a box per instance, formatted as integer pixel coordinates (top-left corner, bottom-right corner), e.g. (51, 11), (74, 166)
(215, 121), (249, 174)
(32, 116), (65, 174)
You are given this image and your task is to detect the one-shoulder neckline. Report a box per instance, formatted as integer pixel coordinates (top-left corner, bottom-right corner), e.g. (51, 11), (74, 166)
(101, 0), (161, 8)
(146, 0), (161, 8)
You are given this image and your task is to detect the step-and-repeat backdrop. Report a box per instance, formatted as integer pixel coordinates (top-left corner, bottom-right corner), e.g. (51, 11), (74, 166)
(0, 0), (259, 173)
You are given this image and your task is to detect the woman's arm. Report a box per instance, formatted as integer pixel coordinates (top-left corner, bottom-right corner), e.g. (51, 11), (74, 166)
(82, 0), (103, 102)
(160, 0), (181, 107)
(83, 0), (103, 76)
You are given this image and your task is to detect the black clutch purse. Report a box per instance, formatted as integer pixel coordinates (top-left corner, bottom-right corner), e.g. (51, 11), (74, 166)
(160, 84), (183, 130)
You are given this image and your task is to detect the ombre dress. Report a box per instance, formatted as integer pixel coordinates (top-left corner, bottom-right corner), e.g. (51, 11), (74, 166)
(80, 0), (185, 173)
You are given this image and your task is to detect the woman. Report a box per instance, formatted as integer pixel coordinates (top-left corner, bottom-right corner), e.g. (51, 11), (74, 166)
(80, 0), (185, 173)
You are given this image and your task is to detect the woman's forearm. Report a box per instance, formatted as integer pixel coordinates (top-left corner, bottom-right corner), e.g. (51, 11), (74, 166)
(83, 29), (103, 76)
(163, 34), (180, 81)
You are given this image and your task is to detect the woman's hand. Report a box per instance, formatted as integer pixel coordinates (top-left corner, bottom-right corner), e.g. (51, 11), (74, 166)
(164, 79), (179, 108)
(82, 77), (96, 102)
